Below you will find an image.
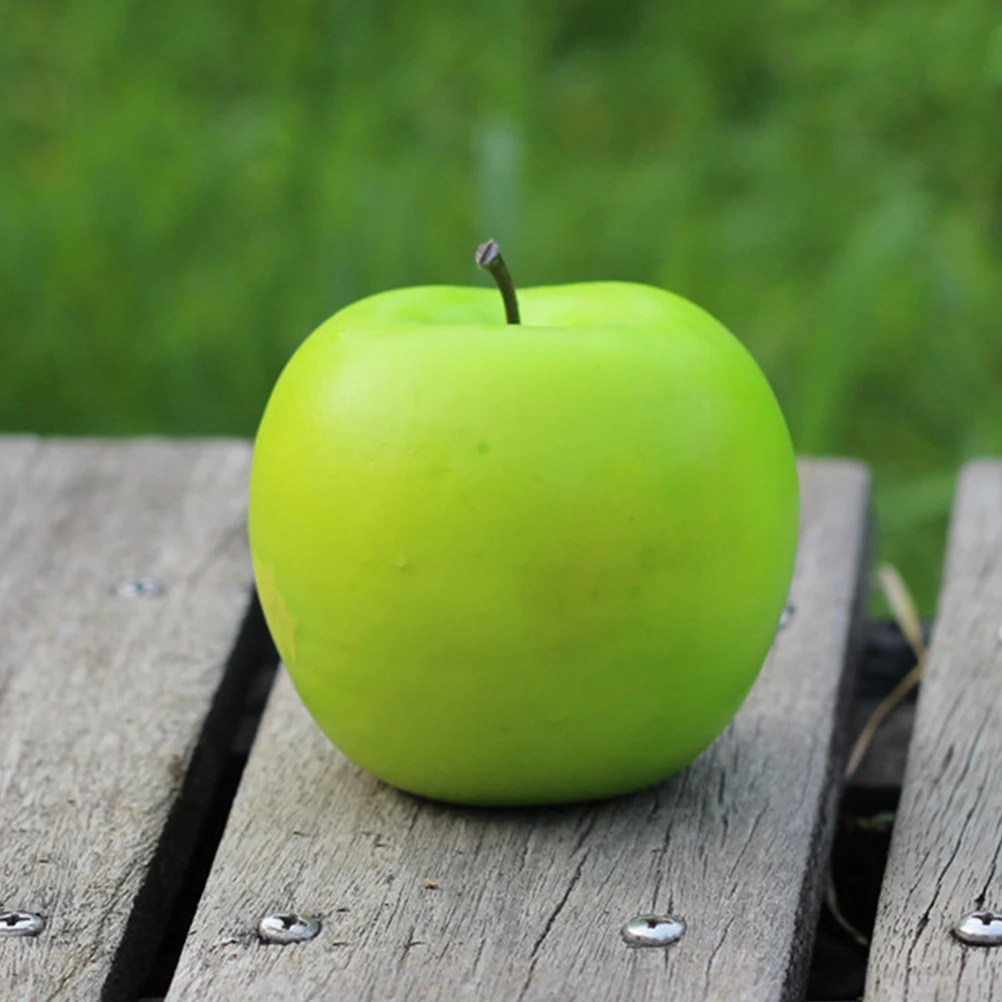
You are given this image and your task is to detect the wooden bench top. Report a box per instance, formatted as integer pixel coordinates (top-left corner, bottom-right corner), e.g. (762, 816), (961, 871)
(0, 437), (998, 1001)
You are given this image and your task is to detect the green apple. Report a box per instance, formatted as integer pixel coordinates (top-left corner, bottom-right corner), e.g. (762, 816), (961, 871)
(249, 242), (798, 806)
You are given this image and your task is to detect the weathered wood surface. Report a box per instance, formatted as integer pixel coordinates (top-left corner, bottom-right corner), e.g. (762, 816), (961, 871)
(865, 462), (1002, 1001)
(0, 438), (261, 1002)
(167, 459), (870, 1002)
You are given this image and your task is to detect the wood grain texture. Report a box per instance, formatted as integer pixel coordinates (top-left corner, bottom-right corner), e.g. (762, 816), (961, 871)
(167, 459), (871, 1002)
(865, 462), (1002, 1001)
(0, 438), (260, 1002)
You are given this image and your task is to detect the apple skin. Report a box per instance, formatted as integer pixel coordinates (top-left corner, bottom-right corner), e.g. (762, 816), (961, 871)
(249, 282), (798, 806)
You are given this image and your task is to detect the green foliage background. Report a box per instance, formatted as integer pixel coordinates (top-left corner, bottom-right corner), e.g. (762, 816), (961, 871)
(3, 1), (1001, 611)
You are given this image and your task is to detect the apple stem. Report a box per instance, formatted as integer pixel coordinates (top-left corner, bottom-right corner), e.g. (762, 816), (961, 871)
(475, 239), (520, 324)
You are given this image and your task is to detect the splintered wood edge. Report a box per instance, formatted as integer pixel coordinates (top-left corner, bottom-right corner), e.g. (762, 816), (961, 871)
(166, 458), (871, 1002)
(865, 461), (1002, 1002)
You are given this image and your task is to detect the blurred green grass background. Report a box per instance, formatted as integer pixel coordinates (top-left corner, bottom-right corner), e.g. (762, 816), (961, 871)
(3, 1), (1001, 612)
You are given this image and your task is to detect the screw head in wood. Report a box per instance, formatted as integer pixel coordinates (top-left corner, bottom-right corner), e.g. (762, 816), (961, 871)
(114, 577), (166, 599)
(953, 910), (1002, 946)
(621, 913), (686, 948)
(258, 912), (321, 944)
(778, 603), (795, 630)
(0, 911), (45, 937)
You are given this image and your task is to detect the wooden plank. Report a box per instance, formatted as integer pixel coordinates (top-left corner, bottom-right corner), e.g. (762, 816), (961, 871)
(0, 438), (262, 1002)
(0, 437), (43, 556)
(865, 462), (1002, 1001)
(167, 459), (870, 1002)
